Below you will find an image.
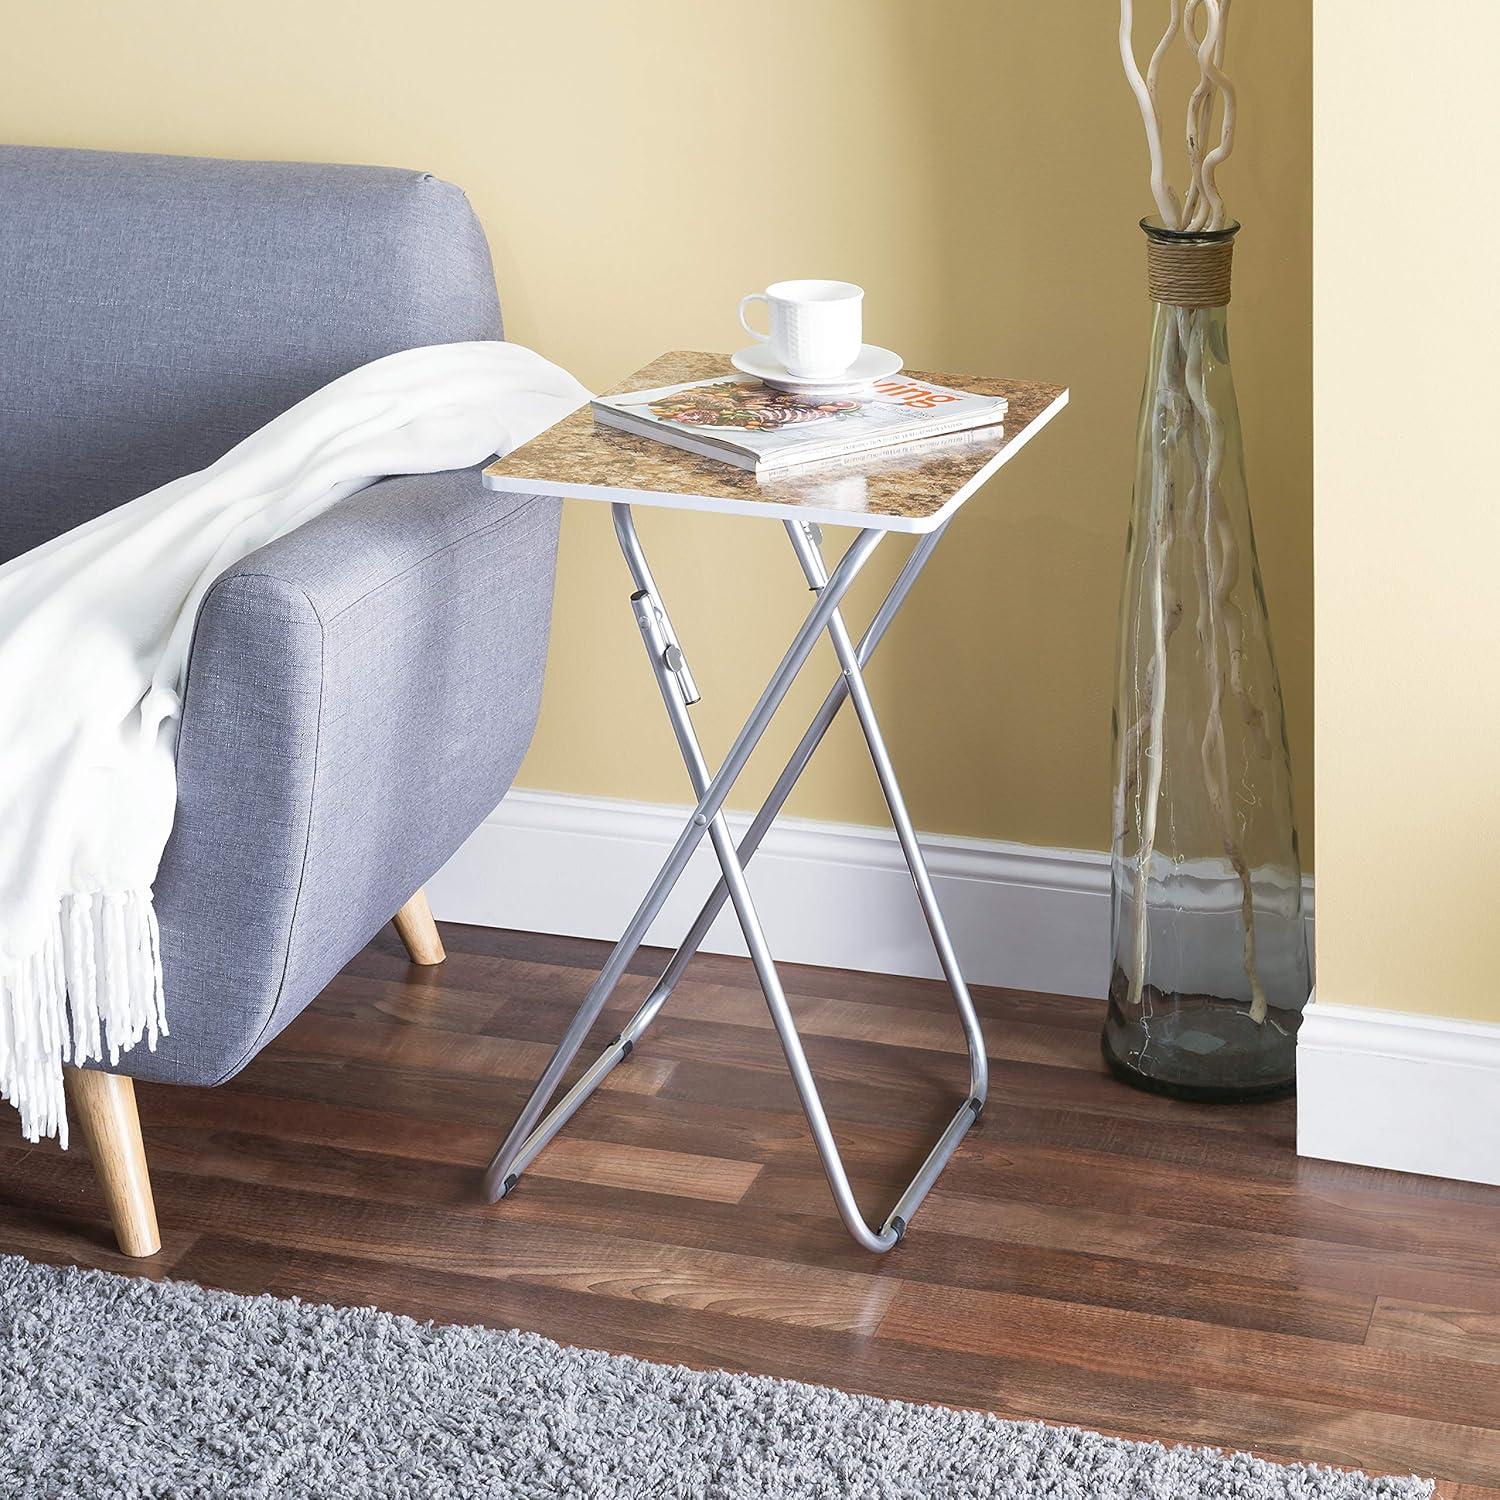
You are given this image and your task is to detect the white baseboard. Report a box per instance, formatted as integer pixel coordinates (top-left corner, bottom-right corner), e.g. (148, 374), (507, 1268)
(1297, 999), (1500, 1187)
(428, 788), (1315, 1001)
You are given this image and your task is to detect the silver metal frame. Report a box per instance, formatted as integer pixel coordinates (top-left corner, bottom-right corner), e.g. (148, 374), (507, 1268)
(482, 504), (988, 1252)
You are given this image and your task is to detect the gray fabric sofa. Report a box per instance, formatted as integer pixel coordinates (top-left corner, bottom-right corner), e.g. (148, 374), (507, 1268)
(0, 145), (559, 1250)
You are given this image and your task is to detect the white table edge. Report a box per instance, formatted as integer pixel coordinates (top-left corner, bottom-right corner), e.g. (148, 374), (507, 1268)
(484, 387), (1070, 535)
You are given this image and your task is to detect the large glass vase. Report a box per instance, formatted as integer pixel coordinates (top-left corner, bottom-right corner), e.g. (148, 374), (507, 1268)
(1102, 219), (1311, 1101)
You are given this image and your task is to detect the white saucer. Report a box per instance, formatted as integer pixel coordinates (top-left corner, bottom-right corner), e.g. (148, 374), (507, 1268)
(731, 343), (904, 396)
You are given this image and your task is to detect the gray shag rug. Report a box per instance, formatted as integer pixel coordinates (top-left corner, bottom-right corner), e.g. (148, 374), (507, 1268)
(1, 1254), (1431, 1499)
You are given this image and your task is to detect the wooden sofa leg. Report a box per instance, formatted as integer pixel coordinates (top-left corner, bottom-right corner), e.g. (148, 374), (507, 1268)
(62, 1067), (161, 1258)
(393, 886), (446, 965)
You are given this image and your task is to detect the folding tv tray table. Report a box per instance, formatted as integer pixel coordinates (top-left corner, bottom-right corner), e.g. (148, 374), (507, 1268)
(480, 351), (1068, 1252)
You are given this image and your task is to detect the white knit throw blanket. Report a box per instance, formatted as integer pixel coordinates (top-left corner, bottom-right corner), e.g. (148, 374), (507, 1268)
(0, 341), (588, 1145)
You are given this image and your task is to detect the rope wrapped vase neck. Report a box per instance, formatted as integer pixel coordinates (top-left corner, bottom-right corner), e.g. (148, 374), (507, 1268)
(1143, 217), (1238, 308)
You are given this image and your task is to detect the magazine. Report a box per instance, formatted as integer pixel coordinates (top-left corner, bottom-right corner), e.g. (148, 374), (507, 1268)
(591, 373), (1007, 473)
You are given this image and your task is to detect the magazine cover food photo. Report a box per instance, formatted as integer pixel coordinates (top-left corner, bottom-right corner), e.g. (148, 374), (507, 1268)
(592, 373), (1008, 473)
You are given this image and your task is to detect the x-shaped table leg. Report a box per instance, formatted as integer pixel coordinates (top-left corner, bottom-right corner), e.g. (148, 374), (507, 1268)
(483, 505), (988, 1252)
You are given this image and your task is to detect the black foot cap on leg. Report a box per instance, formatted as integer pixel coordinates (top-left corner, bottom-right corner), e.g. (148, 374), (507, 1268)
(967, 1096), (984, 1119)
(500, 1173), (518, 1197)
(889, 1215), (907, 1244)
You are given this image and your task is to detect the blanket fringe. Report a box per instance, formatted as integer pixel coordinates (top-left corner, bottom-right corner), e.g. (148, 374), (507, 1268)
(0, 891), (167, 1147)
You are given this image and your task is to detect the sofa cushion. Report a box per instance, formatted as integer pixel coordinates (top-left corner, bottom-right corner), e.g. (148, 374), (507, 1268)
(0, 147), (502, 562)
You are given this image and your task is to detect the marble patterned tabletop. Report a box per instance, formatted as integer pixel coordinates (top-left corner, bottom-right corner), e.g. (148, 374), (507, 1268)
(483, 351), (1068, 535)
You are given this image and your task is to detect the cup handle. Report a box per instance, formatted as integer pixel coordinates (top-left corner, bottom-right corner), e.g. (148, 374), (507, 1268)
(738, 293), (771, 342)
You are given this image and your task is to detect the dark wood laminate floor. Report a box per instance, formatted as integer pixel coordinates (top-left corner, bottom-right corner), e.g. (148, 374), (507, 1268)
(3, 921), (1498, 1496)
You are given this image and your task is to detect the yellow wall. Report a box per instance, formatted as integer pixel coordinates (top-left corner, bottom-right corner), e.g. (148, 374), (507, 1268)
(1314, 2), (1500, 1022)
(2, 2), (1311, 854)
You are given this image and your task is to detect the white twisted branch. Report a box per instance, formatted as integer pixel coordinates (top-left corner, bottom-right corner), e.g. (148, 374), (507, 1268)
(1119, 0), (1181, 227)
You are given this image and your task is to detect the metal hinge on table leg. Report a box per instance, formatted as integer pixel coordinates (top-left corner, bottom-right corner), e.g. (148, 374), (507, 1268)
(631, 589), (701, 705)
(798, 522), (824, 590)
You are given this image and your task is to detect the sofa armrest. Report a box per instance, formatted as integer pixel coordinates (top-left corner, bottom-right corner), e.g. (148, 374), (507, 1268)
(125, 467), (561, 1086)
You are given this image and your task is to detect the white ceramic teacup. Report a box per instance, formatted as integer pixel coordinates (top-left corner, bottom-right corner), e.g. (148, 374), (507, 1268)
(737, 279), (864, 379)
